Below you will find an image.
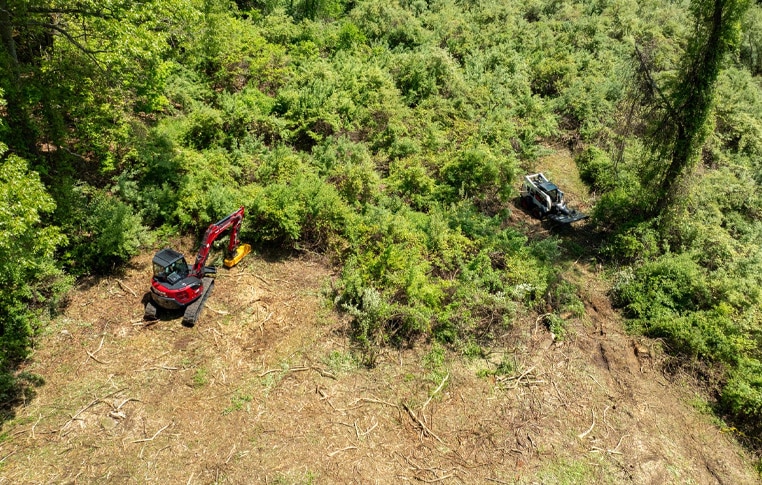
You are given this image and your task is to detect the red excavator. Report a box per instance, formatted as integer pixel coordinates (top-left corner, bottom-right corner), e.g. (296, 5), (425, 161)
(144, 206), (251, 326)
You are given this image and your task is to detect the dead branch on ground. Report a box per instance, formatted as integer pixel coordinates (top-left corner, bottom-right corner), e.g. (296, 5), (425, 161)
(327, 445), (357, 457)
(421, 373), (449, 412)
(116, 279), (137, 297)
(132, 423), (171, 443)
(86, 335), (111, 364)
(403, 403), (446, 445)
(58, 388), (127, 433)
(577, 409), (596, 439)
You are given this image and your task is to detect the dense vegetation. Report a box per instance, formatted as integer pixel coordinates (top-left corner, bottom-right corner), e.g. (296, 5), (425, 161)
(1, 0), (761, 454)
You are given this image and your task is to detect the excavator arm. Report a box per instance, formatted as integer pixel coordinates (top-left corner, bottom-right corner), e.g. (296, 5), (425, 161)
(191, 206), (251, 276)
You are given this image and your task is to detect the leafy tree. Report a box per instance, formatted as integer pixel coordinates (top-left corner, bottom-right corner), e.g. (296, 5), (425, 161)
(0, 142), (68, 404)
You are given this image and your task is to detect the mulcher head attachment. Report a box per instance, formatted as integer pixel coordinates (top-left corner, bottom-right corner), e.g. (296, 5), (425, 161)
(223, 243), (252, 268)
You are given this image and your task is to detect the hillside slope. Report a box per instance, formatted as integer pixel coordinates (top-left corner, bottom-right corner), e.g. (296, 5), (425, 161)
(0, 216), (758, 482)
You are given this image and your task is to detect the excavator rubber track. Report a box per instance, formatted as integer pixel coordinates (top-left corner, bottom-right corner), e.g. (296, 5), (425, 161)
(144, 300), (158, 321)
(182, 277), (214, 327)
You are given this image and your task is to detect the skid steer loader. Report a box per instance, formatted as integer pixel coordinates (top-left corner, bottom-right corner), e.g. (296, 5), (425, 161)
(520, 173), (587, 224)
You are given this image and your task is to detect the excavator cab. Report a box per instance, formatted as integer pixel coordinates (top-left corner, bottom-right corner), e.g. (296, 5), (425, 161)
(152, 248), (190, 285)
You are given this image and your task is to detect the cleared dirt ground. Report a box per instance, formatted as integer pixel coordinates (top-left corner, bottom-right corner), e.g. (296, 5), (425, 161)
(0, 242), (757, 484)
(1, 153), (759, 483)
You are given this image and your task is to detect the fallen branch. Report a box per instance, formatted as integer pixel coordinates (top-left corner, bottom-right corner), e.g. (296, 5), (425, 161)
(587, 374), (607, 392)
(535, 313), (551, 333)
(611, 433), (629, 453)
(207, 306), (229, 315)
(360, 420), (377, 438)
(498, 365), (536, 382)
(87, 350), (110, 365)
(117, 279), (137, 298)
(577, 409), (596, 439)
(258, 368), (281, 377)
(552, 380), (568, 408)
(403, 403), (446, 445)
(327, 445), (357, 457)
(590, 446), (623, 455)
(0, 449), (17, 463)
(225, 444), (237, 464)
(259, 311), (273, 333)
(497, 365), (544, 389)
(257, 365), (335, 380)
(30, 414), (43, 439)
(340, 396), (399, 411)
(418, 474), (454, 483)
(311, 366), (337, 380)
(59, 388), (126, 432)
(132, 423), (171, 443)
(86, 335), (111, 364)
(421, 373), (449, 412)
(115, 398), (141, 411)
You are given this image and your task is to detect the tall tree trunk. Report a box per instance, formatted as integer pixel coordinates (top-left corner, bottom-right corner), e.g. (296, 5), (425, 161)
(0, 0), (18, 75)
(652, 0), (750, 213)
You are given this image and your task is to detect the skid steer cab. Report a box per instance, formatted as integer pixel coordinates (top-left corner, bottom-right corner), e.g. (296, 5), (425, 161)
(144, 206), (251, 326)
(520, 173), (587, 224)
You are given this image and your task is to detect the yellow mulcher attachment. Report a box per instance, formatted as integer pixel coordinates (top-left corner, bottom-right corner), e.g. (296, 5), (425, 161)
(224, 243), (252, 268)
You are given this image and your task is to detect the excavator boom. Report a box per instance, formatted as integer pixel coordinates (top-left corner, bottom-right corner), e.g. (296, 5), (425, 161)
(191, 206), (250, 276)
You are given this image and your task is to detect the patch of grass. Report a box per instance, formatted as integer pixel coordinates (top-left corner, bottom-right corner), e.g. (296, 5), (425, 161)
(564, 299), (586, 318)
(461, 340), (482, 359)
(477, 354), (515, 378)
(546, 313), (567, 340)
(423, 342), (448, 383)
(531, 458), (601, 484)
(270, 471), (318, 484)
(223, 393), (252, 415)
(191, 367), (208, 388)
(323, 350), (357, 374)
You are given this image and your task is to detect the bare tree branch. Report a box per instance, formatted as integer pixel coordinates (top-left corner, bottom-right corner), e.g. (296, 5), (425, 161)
(633, 44), (677, 118)
(26, 21), (111, 56)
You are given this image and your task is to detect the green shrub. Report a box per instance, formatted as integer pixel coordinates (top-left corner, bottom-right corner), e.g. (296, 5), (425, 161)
(163, 62), (213, 112)
(0, 152), (68, 402)
(349, 0), (426, 49)
(337, 21), (367, 50)
(392, 48), (463, 105)
(546, 313), (567, 340)
(576, 146), (617, 192)
(602, 222), (660, 263)
(248, 173), (354, 250)
(64, 188), (151, 273)
(439, 146), (516, 203)
(312, 137), (381, 206)
(340, 284), (392, 366)
(721, 358), (762, 425)
(182, 106), (225, 150)
(388, 157), (437, 211)
(613, 253), (711, 319)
